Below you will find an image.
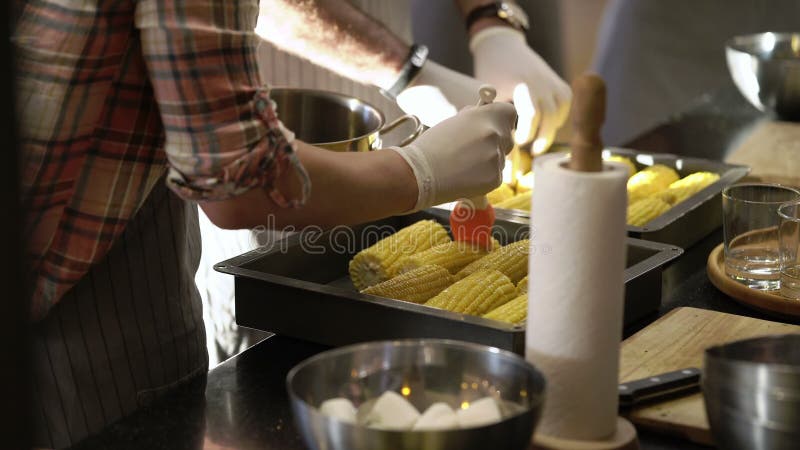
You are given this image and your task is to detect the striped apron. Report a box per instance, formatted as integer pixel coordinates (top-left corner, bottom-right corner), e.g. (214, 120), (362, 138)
(32, 179), (207, 448)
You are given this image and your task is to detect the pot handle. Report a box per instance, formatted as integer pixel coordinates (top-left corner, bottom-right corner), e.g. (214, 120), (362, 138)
(380, 114), (424, 147)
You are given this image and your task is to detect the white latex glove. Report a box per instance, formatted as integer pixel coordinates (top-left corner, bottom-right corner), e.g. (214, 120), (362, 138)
(471, 26), (572, 154)
(388, 102), (516, 211)
(395, 60), (483, 127)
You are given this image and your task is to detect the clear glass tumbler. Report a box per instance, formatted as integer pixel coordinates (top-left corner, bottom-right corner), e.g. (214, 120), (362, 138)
(723, 183), (800, 290)
(779, 201), (800, 299)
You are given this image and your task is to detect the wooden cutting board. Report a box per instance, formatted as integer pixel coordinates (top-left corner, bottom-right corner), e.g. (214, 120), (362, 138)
(725, 120), (800, 187)
(619, 307), (800, 445)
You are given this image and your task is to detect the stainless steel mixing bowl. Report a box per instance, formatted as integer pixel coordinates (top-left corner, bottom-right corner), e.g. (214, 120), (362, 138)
(286, 339), (545, 450)
(703, 334), (800, 450)
(726, 32), (800, 121)
(270, 88), (422, 152)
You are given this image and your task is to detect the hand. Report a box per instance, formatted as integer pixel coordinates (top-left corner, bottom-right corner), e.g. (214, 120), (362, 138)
(395, 60), (483, 127)
(470, 26), (572, 154)
(388, 102), (517, 211)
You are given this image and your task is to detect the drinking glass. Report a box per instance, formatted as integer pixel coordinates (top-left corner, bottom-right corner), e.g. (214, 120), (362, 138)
(723, 183), (800, 290)
(779, 201), (800, 299)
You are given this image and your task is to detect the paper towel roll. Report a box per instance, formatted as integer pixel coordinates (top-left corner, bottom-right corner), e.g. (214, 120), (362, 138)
(526, 154), (628, 441)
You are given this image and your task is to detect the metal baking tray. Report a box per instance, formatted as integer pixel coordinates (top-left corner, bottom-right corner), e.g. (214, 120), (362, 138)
(215, 210), (682, 355)
(440, 146), (749, 250)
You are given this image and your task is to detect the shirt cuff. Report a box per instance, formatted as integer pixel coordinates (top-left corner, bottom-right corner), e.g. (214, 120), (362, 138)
(166, 88), (311, 208)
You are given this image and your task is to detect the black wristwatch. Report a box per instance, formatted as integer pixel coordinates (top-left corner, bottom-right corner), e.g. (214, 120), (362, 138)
(465, 1), (530, 32)
(381, 44), (429, 99)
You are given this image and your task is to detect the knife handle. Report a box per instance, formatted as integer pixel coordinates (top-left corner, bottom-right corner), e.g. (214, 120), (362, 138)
(619, 367), (701, 408)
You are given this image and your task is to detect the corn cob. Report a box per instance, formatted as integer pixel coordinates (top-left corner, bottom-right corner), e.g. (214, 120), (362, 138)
(657, 171), (720, 205)
(516, 275), (528, 294)
(627, 196), (672, 226)
(396, 239), (500, 275)
(494, 191), (532, 212)
(627, 164), (680, 203)
(484, 294), (527, 324)
(361, 265), (455, 303)
(425, 270), (516, 315)
(456, 239), (529, 283)
(349, 220), (450, 290)
(486, 184), (515, 205)
(603, 155), (637, 179)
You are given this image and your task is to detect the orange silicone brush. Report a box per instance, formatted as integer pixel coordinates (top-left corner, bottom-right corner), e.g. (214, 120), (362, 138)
(450, 86), (499, 250)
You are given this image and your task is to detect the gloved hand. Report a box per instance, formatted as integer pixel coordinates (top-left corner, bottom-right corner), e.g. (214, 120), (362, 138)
(470, 26), (572, 154)
(395, 60), (483, 127)
(388, 102), (516, 211)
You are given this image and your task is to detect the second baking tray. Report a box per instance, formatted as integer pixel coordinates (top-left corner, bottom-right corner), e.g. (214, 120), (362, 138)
(216, 210), (682, 355)
(443, 146), (749, 250)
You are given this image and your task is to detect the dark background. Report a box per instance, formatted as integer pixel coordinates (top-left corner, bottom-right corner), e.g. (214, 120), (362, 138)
(1, 3), (31, 448)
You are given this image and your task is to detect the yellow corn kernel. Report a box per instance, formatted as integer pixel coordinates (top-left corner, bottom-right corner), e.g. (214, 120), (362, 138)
(486, 184), (516, 204)
(657, 171), (720, 205)
(627, 164), (680, 203)
(515, 171), (535, 194)
(627, 197), (672, 226)
(511, 147), (533, 185)
(456, 239), (529, 284)
(494, 191), (532, 212)
(349, 220), (450, 290)
(484, 294), (528, 324)
(361, 265), (455, 304)
(396, 239), (500, 275)
(516, 275), (528, 294)
(425, 270), (516, 315)
(603, 155), (637, 178)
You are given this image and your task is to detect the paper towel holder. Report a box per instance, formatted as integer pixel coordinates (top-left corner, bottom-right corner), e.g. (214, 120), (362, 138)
(530, 73), (640, 450)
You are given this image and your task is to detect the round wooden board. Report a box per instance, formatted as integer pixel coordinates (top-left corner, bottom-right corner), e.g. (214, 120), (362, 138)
(707, 243), (800, 319)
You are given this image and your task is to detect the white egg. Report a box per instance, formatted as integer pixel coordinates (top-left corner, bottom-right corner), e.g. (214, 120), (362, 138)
(363, 391), (420, 430)
(456, 397), (502, 428)
(319, 397), (357, 424)
(412, 402), (459, 431)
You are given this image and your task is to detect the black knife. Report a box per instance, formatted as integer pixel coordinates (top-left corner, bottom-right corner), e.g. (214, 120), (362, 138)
(618, 367), (701, 409)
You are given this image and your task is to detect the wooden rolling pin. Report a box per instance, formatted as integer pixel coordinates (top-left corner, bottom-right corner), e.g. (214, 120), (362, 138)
(568, 74), (606, 173)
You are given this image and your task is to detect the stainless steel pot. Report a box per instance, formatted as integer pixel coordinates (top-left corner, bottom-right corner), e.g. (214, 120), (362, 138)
(270, 88), (423, 152)
(703, 334), (800, 450)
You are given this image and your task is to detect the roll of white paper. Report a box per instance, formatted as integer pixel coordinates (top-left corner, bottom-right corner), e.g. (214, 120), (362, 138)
(526, 154), (628, 440)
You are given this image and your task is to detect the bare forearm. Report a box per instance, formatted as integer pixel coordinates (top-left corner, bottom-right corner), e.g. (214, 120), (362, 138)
(256, 0), (408, 89)
(200, 143), (416, 229)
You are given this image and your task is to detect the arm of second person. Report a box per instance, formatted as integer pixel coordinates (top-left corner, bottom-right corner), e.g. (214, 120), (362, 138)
(255, 0), (407, 91)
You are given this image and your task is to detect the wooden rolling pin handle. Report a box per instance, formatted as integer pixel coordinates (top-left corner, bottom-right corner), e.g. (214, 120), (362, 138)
(568, 74), (606, 173)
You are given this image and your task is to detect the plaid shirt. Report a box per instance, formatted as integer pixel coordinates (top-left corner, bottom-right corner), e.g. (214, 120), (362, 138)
(15, 0), (309, 320)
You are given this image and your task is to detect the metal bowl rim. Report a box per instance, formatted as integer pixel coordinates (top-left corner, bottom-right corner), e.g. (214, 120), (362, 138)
(704, 334), (800, 371)
(270, 87), (387, 146)
(285, 338), (546, 424)
(725, 32), (800, 61)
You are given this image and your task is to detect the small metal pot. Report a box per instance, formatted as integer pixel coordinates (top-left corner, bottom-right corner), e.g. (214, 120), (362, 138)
(270, 88), (423, 152)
